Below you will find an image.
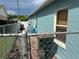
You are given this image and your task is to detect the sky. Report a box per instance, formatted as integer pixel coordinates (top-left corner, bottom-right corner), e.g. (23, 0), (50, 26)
(0, 0), (45, 15)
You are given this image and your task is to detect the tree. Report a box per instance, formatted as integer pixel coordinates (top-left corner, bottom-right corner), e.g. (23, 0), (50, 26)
(19, 16), (28, 21)
(7, 14), (28, 21)
(7, 14), (17, 19)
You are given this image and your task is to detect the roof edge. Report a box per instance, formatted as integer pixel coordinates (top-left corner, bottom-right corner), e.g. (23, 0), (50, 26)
(29, 0), (55, 17)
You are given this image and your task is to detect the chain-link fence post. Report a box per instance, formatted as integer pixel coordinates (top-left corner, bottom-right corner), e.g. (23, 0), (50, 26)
(20, 30), (27, 59)
(3, 26), (6, 59)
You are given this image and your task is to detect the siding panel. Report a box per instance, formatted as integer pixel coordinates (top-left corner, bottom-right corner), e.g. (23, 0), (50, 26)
(37, 14), (54, 33)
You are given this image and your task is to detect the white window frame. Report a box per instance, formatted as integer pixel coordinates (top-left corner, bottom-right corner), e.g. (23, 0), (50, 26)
(53, 9), (67, 49)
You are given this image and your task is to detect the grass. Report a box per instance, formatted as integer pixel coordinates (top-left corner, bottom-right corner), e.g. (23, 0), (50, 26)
(0, 37), (15, 59)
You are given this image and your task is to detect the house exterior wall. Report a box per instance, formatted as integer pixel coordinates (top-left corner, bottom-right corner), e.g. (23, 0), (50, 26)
(37, 14), (54, 33)
(29, 0), (79, 59)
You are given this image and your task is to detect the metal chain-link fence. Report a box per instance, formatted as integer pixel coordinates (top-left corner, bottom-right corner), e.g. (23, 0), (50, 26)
(0, 23), (20, 34)
(0, 23), (20, 59)
(27, 32), (79, 59)
(27, 34), (57, 59)
(38, 37), (57, 59)
(0, 36), (15, 59)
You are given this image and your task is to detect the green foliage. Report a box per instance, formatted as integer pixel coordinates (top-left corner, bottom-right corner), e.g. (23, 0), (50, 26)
(7, 14), (28, 21)
(19, 16), (28, 21)
(7, 14), (17, 19)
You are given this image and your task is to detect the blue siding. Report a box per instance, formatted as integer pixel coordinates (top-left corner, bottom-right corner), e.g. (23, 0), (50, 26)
(68, 8), (79, 17)
(49, 0), (79, 59)
(37, 14), (54, 33)
(61, 7), (79, 59)
(29, 0), (79, 59)
(68, 16), (79, 32)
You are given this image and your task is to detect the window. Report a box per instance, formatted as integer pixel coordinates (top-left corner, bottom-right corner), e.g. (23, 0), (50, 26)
(54, 9), (68, 49)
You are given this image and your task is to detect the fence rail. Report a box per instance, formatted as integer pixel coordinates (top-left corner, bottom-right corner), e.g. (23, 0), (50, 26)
(27, 32), (79, 36)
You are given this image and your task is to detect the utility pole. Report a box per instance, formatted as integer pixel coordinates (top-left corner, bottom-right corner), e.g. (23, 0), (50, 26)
(17, 0), (28, 58)
(17, 0), (20, 20)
